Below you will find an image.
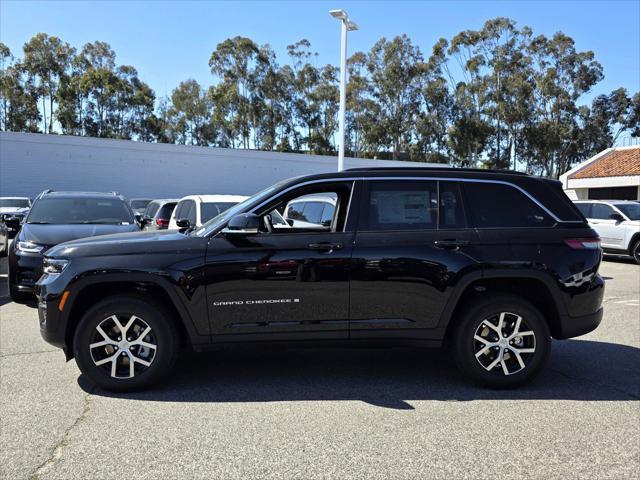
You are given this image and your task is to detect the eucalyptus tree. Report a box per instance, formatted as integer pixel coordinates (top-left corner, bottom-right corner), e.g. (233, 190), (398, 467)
(167, 79), (210, 145)
(524, 32), (604, 176)
(21, 33), (76, 133)
(366, 35), (426, 159)
(0, 43), (40, 132)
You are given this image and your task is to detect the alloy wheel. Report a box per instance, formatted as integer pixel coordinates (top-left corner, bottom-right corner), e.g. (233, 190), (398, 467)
(633, 242), (640, 264)
(473, 311), (536, 376)
(89, 314), (157, 379)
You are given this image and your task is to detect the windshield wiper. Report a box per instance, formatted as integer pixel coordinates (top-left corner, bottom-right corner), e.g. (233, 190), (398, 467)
(27, 221), (50, 224)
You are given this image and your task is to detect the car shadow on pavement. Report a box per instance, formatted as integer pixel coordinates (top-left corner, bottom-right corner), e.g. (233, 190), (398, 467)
(81, 339), (639, 409)
(603, 254), (637, 265)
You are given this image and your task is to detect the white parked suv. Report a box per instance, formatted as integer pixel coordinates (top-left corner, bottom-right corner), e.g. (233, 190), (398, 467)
(169, 195), (247, 230)
(574, 200), (640, 264)
(284, 194), (337, 229)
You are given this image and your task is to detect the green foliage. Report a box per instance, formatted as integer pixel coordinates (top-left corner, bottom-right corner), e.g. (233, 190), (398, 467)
(1, 19), (638, 177)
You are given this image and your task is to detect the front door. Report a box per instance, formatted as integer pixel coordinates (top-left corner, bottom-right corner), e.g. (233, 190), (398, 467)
(204, 180), (357, 340)
(589, 203), (624, 248)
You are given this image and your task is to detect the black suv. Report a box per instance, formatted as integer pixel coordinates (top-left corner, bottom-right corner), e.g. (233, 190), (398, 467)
(9, 190), (139, 301)
(35, 168), (604, 391)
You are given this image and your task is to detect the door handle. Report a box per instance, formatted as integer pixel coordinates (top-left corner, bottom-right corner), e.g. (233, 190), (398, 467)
(434, 239), (470, 249)
(308, 242), (343, 251)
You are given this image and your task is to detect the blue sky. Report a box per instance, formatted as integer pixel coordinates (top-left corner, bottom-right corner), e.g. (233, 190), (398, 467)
(1, 0), (639, 103)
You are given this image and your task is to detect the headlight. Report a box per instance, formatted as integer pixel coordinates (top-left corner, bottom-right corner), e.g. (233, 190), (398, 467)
(16, 241), (45, 253)
(43, 258), (69, 275)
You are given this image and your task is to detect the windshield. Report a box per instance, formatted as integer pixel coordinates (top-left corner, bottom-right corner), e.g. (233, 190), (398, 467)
(27, 198), (134, 224)
(194, 181), (288, 236)
(200, 202), (237, 223)
(615, 203), (640, 220)
(0, 199), (30, 208)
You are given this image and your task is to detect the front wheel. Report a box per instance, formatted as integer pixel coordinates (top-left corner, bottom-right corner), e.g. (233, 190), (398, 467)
(632, 239), (640, 265)
(451, 294), (551, 388)
(74, 295), (179, 392)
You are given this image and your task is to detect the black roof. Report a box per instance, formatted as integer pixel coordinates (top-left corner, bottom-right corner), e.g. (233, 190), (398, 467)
(345, 166), (529, 176)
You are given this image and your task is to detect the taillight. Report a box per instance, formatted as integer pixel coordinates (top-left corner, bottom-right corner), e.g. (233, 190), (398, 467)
(156, 218), (169, 227)
(564, 238), (601, 250)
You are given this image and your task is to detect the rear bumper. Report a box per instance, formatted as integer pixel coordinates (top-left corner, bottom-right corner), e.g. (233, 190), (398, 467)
(556, 307), (604, 339)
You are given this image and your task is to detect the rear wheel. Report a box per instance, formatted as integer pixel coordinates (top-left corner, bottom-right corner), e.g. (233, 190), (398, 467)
(74, 295), (179, 392)
(451, 294), (551, 388)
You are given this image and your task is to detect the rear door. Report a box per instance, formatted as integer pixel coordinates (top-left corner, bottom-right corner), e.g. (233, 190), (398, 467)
(349, 180), (480, 339)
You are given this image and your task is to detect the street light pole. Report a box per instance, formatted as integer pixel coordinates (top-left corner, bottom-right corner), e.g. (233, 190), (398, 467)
(330, 9), (357, 172)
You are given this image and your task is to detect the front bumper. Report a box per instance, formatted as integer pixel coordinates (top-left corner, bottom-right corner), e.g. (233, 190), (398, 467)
(9, 249), (45, 293)
(35, 277), (69, 351)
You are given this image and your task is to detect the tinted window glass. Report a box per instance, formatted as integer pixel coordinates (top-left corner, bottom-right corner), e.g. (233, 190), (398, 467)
(320, 204), (335, 225)
(174, 201), (187, 220)
(591, 203), (614, 220)
(286, 202), (305, 221)
(301, 202), (325, 224)
(200, 202), (236, 223)
(144, 202), (160, 218)
(615, 203), (640, 220)
(463, 183), (554, 228)
(0, 199), (30, 208)
(439, 182), (467, 229)
(367, 181), (438, 231)
(575, 203), (592, 218)
(158, 202), (176, 219)
(184, 200), (197, 224)
(27, 198), (133, 224)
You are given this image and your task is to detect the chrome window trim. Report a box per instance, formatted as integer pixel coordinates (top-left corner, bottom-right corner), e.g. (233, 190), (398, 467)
(249, 176), (579, 224)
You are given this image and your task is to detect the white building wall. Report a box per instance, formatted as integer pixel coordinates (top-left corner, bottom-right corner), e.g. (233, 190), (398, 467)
(0, 132), (442, 198)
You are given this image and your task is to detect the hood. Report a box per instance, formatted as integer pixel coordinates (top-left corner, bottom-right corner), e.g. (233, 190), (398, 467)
(45, 229), (203, 258)
(19, 223), (139, 249)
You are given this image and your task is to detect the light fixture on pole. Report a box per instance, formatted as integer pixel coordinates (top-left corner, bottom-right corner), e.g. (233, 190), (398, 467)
(330, 9), (358, 171)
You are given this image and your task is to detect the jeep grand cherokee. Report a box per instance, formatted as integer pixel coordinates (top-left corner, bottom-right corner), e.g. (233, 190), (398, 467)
(35, 168), (604, 391)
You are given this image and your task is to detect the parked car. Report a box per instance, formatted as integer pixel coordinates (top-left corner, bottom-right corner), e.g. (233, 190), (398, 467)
(168, 195), (247, 230)
(284, 194), (337, 228)
(574, 200), (640, 263)
(9, 190), (140, 302)
(128, 198), (152, 216)
(140, 199), (178, 231)
(0, 220), (8, 257)
(0, 197), (32, 237)
(36, 167), (604, 392)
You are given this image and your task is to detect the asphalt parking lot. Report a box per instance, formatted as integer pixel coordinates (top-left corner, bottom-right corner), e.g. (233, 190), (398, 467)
(1, 252), (638, 480)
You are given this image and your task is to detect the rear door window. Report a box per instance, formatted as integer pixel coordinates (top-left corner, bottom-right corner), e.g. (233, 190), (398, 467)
(439, 182), (467, 229)
(145, 202), (160, 219)
(365, 180), (438, 231)
(463, 182), (554, 228)
(184, 200), (197, 224)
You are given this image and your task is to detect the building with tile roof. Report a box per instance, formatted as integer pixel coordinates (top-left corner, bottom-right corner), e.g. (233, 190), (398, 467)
(560, 145), (640, 200)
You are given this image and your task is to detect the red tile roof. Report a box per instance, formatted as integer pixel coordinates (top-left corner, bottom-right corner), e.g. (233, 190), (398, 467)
(570, 147), (640, 179)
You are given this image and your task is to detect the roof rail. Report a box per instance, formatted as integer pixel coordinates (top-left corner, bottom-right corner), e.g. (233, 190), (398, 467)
(344, 166), (529, 175)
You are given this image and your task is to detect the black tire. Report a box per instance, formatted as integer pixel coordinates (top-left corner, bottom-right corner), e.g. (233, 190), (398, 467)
(451, 294), (551, 388)
(9, 282), (31, 303)
(631, 239), (640, 265)
(73, 295), (179, 392)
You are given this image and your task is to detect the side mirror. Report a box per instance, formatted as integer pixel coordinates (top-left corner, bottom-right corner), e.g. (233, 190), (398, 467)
(222, 213), (260, 236)
(134, 212), (143, 224)
(286, 218), (294, 227)
(321, 219), (332, 227)
(609, 213), (624, 223)
(176, 218), (191, 230)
